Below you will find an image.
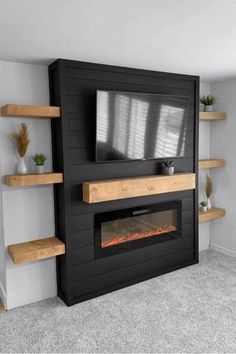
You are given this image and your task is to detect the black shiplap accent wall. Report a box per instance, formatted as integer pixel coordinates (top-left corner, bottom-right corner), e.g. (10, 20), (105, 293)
(49, 59), (199, 306)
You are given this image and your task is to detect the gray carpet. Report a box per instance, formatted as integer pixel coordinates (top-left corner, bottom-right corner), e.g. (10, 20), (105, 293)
(1, 250), (236, 353)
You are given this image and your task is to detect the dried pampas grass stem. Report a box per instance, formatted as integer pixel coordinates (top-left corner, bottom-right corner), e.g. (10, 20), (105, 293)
(11, 123), (30, 157)
(205, 174), (213, 198)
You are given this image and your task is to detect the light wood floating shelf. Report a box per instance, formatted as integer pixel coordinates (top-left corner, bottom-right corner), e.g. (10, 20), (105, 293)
(83, 173), (196, 203)
(5, 172), (63, 186)
(200, 112), (226, 121)
(8, 237), (65, 265)
(199, 159), (226, 170)
(199, 207), (225, 223)
(1, 104), (60, 118)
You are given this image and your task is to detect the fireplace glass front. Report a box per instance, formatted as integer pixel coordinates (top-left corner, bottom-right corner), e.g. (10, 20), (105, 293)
(95, 201), (181, 258)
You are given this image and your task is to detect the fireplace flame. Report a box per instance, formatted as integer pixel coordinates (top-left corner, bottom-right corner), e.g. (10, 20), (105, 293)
(101, 225), (177, 248)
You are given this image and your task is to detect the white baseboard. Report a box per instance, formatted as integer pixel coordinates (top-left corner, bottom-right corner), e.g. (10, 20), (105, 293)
(0, 280), (7, 309)
(210, 243), (236, 259)
(6, 282), (57, 310)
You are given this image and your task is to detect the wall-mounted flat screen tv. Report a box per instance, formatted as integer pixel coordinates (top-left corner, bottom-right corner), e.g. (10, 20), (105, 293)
(96, 90), (189, 162)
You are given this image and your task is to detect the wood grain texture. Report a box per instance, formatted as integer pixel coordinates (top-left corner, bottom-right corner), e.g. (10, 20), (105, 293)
(199, 207), (225, 223)
(5, 172), (63, 186)
(199, 159), (225, 169)
(83, 173), (196, 203)
(200, 112), (226, 121)
(8, 237), (65, 264)
(1, 104), (60, 118)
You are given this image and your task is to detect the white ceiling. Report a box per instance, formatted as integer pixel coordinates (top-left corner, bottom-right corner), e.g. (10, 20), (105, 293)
(0, 0), (236, 81)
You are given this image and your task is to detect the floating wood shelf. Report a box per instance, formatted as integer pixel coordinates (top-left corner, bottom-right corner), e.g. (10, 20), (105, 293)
(199, 159), (226, 170)
(199, 207), (225, 223)
(5, 172), (63, 187)
(1, 104), (60, 118)
(200, 112), (226, 121)
(83, 173), (196, 203)
(8, 237), (65, 265)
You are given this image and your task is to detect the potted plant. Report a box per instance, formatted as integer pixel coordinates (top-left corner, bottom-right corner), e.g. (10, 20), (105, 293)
(162, 160), (174, 176)
(32, 154), (47, 173)
(200, 95), (216, 112)
(11, 123), (30, 174)
(205, 174), (213, 210)
(200, 201), (208, 212)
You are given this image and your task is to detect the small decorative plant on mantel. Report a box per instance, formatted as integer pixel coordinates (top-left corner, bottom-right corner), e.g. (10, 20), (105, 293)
(200, 95), (216, 112)
(32, 154), (47, 174)
(200, 201), (208, 212)
(11, 123), (30, 175)
(162, 160), (174, 176)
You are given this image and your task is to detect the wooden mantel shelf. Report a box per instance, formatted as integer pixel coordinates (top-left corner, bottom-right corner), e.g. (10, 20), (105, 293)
(5, 172), (63, 186)
(8, 237), (65, 265)
(83, 173), (196, 203)
(1, 104), (60, 118)
(199, 207), (225, 223)
(199, 159), (225, 170)
(200, 112), (226, 121)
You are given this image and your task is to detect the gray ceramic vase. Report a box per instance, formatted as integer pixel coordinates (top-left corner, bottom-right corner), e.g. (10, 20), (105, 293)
(164, 166), (174, 176)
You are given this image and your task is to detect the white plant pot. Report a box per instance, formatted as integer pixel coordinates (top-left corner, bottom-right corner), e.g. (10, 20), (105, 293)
(17, 157), (27, 175)
(164, 166), (174, 176)
(202, 206), (208, 212)
(35, 165), (44, 174)
(205, 105), (213, 112)
(207, 198), (212, 210)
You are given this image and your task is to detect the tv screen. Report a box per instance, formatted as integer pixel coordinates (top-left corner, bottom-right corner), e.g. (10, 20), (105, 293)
(96, 90), (189, 162)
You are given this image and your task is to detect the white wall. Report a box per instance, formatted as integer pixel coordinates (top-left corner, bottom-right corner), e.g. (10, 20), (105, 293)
(0, 61), (57, 309)
(0, 162), (6, 306)
(199, 82), (211, 252)
(209, 79), (236, 257)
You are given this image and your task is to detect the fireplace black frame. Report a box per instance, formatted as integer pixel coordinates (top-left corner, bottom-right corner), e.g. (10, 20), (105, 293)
(49, 59), (199, 306)
(94, 200), (182, 258)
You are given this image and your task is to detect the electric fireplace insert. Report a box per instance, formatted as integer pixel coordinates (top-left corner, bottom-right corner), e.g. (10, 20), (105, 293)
(95, 200), (182, 258)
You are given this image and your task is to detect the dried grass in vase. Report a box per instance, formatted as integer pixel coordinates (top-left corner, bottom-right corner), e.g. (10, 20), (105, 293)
(11, 123), (30, 157)
(205, 174), (213, 209)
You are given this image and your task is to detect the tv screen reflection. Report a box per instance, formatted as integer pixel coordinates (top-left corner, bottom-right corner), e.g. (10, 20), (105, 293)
(96, 90), (189, 162)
